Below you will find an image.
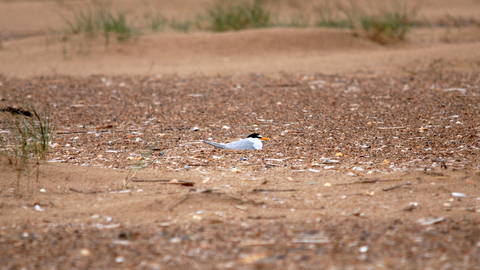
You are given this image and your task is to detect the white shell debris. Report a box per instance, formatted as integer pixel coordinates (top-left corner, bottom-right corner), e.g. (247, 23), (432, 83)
(96, 223), (121, 229)
(359, 246), (369, 253)
(451, 192), (466, 198)
(444, 87), (466, 94)
(39, 188), (46, 193)
(320, 158), (340, 164)
(443, 203), (452, 211)
(113, 240), (131, 246)
(34, 205), (44, 212)
(418, 217), (445, 226)
(110, 190), (131, 194)
(292, 235), (330, 244)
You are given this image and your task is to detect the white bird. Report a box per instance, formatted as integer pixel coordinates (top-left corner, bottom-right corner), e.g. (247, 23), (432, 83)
(202, 133), (270, 150)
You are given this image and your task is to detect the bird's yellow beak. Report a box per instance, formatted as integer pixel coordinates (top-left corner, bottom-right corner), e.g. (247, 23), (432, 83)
(261, 137), (270, 141)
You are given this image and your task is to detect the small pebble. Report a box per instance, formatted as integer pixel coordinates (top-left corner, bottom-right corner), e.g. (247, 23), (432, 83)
(170, 237), (182, 243)
(80, 249), (91, 257)
(359, 246), (369, 253)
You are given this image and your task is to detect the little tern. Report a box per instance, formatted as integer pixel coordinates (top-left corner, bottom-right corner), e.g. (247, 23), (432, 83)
(202, 133), (270, 150)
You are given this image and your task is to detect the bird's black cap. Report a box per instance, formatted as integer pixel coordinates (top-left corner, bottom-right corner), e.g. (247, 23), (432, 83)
(247, 133), (263, 139)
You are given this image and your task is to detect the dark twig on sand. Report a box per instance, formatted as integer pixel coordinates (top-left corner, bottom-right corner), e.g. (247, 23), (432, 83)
(168, 194), (192, 211)
(335, 178), (402, 186)
(382, 182), (411, 191)
(251, 188), (297, 192)
(131, 179), (195, 186)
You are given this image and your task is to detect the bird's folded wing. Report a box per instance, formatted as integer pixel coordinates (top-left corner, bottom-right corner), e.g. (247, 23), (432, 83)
(224, 140), (256, 150)
(202, 140), (228, 149)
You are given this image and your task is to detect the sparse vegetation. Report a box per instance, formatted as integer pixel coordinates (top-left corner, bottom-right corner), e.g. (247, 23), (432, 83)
(0, 117), (30, 189)
(315, 0), (350, 28)
(314, 0), (419, 44)
(359, 10), (410, 44)
(123, 139), (159, 189)
(63, 3), (136, 46)
(59, 0), (419, 49)
(208, 0), (271, 31)
(148, 13), (168, 32)
(278, 12), (311, 28)
(101, 9), (133, 44)
(169, 18), (194, 33)
(0, 106), (54, 189)
(27, 107), (55, 161)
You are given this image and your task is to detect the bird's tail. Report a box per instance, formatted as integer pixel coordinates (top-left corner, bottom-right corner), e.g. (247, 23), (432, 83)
(202, 140), (228, 149)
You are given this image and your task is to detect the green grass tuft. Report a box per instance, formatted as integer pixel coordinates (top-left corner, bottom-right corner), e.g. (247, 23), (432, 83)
(208, 0), (271, 31)
(63, 4), (136, 46)
(313, 0), (419, 44)
(27, 107), (55, 161)
(169, 18), (193, 33)
(149, 13), (168, 32)
(360, 10), (409, 44)
(286, 13), (311, 28)
(1, 106), (54, 189)
(102, 9), (132, 41)
(315, 0), (351, 28)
